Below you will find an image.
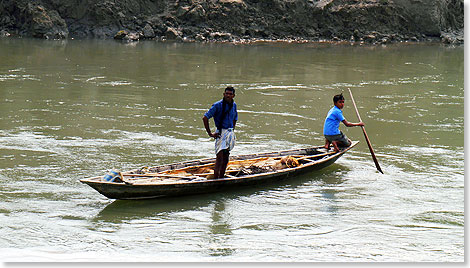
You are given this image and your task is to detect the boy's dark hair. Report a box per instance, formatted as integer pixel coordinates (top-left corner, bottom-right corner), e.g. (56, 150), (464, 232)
(333, 93), (344, 103)
(225, 86), (235, 94)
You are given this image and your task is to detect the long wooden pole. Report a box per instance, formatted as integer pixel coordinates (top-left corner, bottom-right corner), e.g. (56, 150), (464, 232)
(348, 88), (384, 174)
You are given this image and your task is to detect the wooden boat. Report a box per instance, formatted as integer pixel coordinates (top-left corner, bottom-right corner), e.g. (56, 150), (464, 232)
(80, 141), (359, 200)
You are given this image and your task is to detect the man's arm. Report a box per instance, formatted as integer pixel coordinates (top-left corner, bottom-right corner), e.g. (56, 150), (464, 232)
(342, 119), (364, 127)
(203, 116), (220, 138)
(233, 120), (237, 129)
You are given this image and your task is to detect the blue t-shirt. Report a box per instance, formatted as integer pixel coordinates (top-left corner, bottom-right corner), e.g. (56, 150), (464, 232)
(323, 106), (345, 135)
(204, 99), (238, 129)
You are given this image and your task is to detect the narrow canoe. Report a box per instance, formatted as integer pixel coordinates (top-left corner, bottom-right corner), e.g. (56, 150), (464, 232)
(79, 141), (359, 200)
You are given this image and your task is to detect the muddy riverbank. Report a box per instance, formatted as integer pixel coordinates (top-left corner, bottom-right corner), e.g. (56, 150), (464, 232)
(0, 0), (464, 44)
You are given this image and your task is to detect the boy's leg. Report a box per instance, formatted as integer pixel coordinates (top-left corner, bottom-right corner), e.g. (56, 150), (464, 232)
(331, 141), (340, 152)
(324, 139), (330, 150)
(337, 133), (351, 148)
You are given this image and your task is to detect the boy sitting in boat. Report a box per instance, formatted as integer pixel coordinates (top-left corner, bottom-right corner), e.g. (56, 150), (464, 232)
(323, 93), (364, 152)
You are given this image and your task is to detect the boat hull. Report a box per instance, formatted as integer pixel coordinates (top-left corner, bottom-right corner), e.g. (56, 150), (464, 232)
(80, 141), (358, 199)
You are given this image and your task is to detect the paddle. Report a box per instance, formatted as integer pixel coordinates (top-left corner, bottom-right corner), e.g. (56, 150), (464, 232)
(348, 88), (384, 174)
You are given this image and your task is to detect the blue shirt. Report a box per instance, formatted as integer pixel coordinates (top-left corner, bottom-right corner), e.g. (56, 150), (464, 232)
(204, 99), (238, 129)
(323, 106), (345, 135)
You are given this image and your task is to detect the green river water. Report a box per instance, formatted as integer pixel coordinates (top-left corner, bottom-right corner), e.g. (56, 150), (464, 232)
(0, 38), (464, 261)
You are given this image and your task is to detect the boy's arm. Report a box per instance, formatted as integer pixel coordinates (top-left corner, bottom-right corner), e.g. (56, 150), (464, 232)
(342, 119), (364, 127)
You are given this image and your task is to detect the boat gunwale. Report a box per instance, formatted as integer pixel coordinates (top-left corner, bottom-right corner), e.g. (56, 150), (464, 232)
(79, 141), (359, 186)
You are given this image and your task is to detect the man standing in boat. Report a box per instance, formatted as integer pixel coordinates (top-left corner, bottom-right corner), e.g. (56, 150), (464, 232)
(203, 86), (238, 179)
(324, 93), (364, 152)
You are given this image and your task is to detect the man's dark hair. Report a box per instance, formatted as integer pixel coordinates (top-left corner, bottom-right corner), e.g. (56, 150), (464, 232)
(225, 86), (235, 94)
(333, 93), (344, 103)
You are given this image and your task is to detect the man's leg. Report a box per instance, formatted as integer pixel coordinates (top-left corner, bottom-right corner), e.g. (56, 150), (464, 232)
(219, 149), (230, 178)
(214, 150), (225, 179)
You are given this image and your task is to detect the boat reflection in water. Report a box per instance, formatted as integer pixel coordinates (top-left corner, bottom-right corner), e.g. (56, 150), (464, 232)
(94, 162), (349, 224)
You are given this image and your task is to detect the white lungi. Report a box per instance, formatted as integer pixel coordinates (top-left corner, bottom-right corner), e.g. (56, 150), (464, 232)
(215, 128), (236, 154)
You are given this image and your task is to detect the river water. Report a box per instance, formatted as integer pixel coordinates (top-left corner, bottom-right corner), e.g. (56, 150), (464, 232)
(0, 38), (463, 262)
